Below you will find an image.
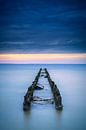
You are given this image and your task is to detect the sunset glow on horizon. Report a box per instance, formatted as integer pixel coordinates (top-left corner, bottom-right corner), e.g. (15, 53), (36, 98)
(0, 53), (86, 64)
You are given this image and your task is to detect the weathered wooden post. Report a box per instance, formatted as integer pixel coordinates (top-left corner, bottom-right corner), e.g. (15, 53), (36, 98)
(23, 68), (42, 111)
(23, 68), (63, 111)
(44, 68), (63, 110)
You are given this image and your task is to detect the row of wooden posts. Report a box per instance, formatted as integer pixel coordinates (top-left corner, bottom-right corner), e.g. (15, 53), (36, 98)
(44, 68), (63, 110)
(23, 68), (42, 111)
(23, 68), (63, 111)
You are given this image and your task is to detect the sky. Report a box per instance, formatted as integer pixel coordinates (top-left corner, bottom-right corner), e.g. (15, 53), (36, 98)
(0, 54), (86, 64)
(0, 0), (86, 53)
(0, 0), (86, 63)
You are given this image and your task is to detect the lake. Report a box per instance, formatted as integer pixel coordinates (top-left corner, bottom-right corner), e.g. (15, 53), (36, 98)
(0, 64), (86, 130)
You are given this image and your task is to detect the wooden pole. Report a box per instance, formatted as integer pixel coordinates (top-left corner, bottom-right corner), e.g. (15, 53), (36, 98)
(45, 68), (63, 110)
(23, 68), (42, 111)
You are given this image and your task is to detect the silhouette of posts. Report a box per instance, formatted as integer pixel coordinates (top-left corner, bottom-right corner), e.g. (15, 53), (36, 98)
(23, 68), (42, 111)
(45, 68), (63, 110)
(23, 68), (63, 111)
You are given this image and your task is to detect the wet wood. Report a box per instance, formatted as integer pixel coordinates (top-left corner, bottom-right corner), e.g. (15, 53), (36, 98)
(23, 68), (63, 111)
(23, 68), (42, 111)
(44, 68), (63, 110)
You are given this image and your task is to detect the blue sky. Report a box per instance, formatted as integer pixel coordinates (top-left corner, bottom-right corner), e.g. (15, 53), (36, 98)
(0, 0), (86, 53)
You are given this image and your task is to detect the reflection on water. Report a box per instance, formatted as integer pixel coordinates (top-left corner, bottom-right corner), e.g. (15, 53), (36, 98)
(23, 110), (31, 119)
(0, 64), (86, 130)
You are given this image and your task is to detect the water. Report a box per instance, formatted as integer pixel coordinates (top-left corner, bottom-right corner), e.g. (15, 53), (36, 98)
(33, 69), (54, 104)
(0, 64), (86, 130)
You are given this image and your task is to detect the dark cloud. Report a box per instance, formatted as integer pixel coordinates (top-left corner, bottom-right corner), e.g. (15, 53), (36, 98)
(0, 0), (86, 53)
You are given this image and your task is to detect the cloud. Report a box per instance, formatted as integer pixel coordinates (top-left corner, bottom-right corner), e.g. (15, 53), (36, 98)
(0, 0), (86, 53)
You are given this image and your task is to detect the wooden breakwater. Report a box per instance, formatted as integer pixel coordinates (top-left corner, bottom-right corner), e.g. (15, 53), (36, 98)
(23, 68), (42, 111)
(45, 68), (63, 110)
(23, 68), (63, 111)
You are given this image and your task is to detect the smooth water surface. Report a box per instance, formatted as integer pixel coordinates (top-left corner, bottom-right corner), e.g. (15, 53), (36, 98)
(0, 64), (86, 130)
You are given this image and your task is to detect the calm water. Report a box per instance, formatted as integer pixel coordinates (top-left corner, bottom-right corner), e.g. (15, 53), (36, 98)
(0, 64), (86, 130)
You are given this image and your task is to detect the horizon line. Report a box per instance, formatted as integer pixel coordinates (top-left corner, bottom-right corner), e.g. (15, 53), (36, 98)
(0, 53), (86, 64)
